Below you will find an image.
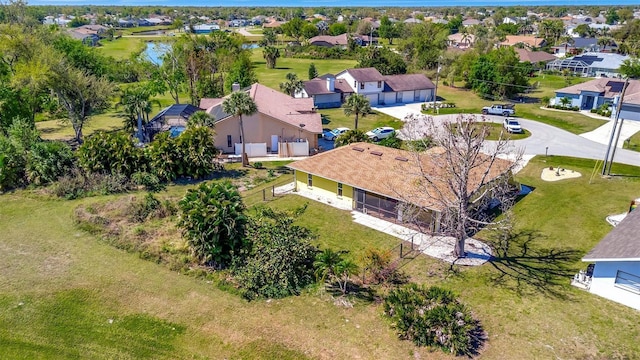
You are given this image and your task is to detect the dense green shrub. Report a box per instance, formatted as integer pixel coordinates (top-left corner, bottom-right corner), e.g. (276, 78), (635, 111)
(144, 132), (180, 181)
(77, 131), (146, 177)
(0, 136), (26, 191)
(178, 181), (248, 267)
(235, 206), (318, 300)
(26, 141), (75, 186)
(378, 133), (403, 149)
(383, 284), (480, 356)
(131, 171), (164, 192)
(174, 126), (219, 179)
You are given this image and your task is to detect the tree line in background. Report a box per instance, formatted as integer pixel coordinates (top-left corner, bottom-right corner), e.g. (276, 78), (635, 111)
(0, 1), (257, 145)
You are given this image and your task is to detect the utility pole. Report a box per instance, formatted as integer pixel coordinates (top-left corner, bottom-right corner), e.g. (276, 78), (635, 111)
(432, 59), (441, 114)
(602, 78), (629, 175)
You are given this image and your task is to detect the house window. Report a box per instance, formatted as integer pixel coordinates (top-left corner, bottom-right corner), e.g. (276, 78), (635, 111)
(227, 135), (232, 148)
(307, 173), (313, 187)
(377, 81), (382, 88)
(337, 183), (343, 197)
(360, 82), (365, 90)
(615, 270), (640, 294)
(354, 80), (357, 88)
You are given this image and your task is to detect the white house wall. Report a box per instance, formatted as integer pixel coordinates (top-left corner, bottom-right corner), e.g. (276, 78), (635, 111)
(589, 261), (640, 311)
(336, 73), (383, 95)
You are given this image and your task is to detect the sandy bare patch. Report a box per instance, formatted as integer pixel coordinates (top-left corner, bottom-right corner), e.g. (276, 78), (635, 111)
(541, 167), (582, 182)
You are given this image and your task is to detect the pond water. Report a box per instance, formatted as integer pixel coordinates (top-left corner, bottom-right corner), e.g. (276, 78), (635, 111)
(142, 42), (259, 65)
(141, 42), (170, 65)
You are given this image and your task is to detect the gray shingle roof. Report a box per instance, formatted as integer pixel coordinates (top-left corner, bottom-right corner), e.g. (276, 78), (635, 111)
(345, 68), (385, 82)
(583, 209), (640, 261)
(383, 74), (435, 92)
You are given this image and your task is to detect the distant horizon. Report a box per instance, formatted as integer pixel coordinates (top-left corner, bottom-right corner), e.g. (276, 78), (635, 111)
(27, 0), (640, 7)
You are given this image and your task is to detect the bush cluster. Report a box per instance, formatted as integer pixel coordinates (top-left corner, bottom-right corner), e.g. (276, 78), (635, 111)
(52, 169), (132, 199)
(383, 284), (480, 356)
(547, 104), (580, 111)
(78, 126), (219, 183)
(0, 119), (74, 192)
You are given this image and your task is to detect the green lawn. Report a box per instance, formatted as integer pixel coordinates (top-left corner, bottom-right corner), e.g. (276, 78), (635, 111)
(319, 108), (403, 132)
(623, 130), (640, 152)
(252, 49), (357, 90)
(98, 37), (147, 60)
(2, 156), (640, 359)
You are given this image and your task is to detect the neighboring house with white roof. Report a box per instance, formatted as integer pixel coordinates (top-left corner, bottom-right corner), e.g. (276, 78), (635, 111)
(546, 52), (630, 77)
(296, 68), (435, 109)
(579, 208), (640, 311)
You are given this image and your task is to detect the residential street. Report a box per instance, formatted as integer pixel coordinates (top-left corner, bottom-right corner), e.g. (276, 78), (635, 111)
(373, 104), (640, 168)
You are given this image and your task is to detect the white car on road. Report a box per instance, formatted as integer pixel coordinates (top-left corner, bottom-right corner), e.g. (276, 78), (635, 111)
(503, 118), (523, 133)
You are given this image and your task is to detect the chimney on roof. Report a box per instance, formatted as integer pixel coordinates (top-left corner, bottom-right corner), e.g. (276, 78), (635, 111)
(232, 82), (241, 92)
(326, 77), (335, 92)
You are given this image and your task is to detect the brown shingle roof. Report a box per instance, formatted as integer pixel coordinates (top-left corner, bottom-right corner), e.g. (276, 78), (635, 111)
(343, 67), (385, 82)
(202, 83), (323, 134)
(303, 77), (353, 95)
(583, 209), (640, 261)
(383, 74), (435, 92)
(309, 34), (349, 46)
(288, 142), (513, 211)
(500, 35), (545, 48)
(514, 48), (556, 63)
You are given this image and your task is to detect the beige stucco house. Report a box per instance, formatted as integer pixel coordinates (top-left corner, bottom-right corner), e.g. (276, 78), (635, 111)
(200, 83), (323, 157)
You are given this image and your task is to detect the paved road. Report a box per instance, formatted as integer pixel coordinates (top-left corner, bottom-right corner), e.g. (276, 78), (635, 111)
(372, 104), (640, 168)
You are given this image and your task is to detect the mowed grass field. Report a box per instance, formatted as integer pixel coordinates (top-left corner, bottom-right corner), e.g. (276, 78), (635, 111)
(2, 156), (640, 359)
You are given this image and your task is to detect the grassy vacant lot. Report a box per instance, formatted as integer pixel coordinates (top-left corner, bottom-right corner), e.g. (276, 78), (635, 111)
(251, 49), (357, 90)
(98, 37), (147, 60)
(2, 156), (640, 359)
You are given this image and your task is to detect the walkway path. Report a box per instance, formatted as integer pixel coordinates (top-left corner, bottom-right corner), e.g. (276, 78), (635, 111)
(373, 104), (640, 167)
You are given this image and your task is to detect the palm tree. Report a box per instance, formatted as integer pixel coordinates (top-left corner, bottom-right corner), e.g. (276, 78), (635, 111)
(559, 97), (571, 108)
(116, 85), (160, 142)
(620, 58), (640, 79)
(334, 129), (370, 148)
(222, 91), (258, 167)
(598, 36), (614, 52)
(279, 72), (304, 97)
(314, 248), (342, 283)
(188, 111), (216, 128)
(262, 46), (280, 69)
(342, 94), (371, 130)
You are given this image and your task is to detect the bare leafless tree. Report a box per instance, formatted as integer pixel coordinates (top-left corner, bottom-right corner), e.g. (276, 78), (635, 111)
(396, 113), (523, 258)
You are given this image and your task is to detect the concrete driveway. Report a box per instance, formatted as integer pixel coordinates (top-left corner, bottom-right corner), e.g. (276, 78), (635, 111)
(372, 104), (640, 168)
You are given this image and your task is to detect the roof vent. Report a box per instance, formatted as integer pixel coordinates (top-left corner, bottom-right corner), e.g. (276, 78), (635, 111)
(352, 147), (365, 152)
(370, 151), (383, 156)
(395, 156), (408, 162)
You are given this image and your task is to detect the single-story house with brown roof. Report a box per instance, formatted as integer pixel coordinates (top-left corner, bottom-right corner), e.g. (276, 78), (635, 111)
(287, 142), (514, 231)
(201, 83), (322, 157)
(553, 78), (640, 121)
(514, 48), (556, 65)
(580, 207), (640, 310)
(297, 67), (435, 109)
(308, 33), (377, 48)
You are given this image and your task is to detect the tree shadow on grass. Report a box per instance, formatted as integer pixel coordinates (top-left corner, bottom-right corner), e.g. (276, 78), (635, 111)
(485, 229), (582, 299)
(324, 282), (378, 304)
